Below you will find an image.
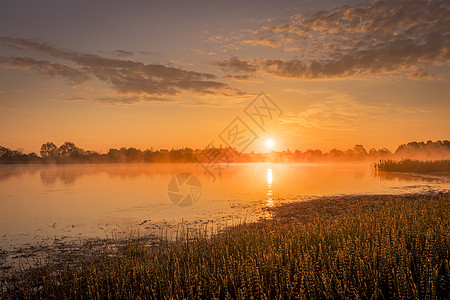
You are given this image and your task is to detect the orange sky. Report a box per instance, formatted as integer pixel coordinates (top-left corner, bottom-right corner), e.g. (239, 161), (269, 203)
(0, 0), (449, 154)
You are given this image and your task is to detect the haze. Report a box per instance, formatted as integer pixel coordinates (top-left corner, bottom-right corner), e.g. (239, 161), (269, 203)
(0, 0), (449, 153)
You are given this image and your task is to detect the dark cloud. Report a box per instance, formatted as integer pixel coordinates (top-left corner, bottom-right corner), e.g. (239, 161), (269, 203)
(138, 51), (166, 58)
(0, 37), (244, 97)
(224, 74), (258, 81)
(0, 56), (89, 84)
(113, 50), (133, 57)
(65, 95), (173, 105)
(407, 71), (436, 80)
(214, 56), (257, 73)
(216, 0), (450, 79)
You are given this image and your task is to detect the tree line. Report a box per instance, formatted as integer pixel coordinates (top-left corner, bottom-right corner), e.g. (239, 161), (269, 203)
(0, 140), (449, 164)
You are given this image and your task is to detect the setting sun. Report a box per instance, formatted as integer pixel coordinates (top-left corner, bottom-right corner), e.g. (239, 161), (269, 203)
(0, 0), (449, 298)
(265, 139), (275, 149)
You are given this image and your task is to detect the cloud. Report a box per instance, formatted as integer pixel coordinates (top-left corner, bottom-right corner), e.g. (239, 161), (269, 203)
(281, 91), (435, 133)
(214, 56), (257, 73)
(224, 74), (258, 81)
(193, 49), (216, 56)
(282, 94), (373, 131)
(138, 50), (165, 58)
(183, 101), (231, 108)
(0, 56), (90, 84)
(214, 0), (450, 80)
(113, 50), (133, 57)
(242, 37), (280, 48)
(65, 95), (173, 105)
(407, 71), (437, 80)
(183, 96), (249, 108)
(0, 37), (246, 98)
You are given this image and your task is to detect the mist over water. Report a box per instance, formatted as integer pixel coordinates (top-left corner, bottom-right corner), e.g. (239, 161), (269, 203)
(1, 163), (449, 253)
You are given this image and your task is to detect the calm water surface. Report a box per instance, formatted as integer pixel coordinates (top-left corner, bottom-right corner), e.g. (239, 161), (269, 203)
(1, 163), (449, 251)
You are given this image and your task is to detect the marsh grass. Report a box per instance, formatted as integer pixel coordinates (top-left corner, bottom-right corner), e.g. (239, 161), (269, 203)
(1, 193), (449, 299)
(373, 159), (450, 174)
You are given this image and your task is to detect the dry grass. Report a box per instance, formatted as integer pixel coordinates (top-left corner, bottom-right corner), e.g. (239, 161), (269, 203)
(373, 159), (450, 174)
(1, 193), (449, 299)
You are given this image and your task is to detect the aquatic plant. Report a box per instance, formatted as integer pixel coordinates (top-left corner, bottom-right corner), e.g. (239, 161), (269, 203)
(1, 193), (449, 299)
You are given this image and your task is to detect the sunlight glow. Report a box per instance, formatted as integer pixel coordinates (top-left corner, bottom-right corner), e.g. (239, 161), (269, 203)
(266, 167), (274, 211)
(265, 139), (274, 149)
(267, 168), (272, 185)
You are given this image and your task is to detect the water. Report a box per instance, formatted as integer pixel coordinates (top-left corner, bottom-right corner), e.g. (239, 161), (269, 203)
(1, 163), (449, 252)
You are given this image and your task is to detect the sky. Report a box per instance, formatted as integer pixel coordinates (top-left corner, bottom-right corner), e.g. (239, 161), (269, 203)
(0, 0), (449, 154)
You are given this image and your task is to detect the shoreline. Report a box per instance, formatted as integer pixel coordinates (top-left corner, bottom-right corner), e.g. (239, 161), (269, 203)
(2, 191), (448, 268)
(2, 191), (448, 299)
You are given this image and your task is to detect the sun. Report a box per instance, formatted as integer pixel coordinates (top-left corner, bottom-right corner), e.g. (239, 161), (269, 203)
(265, 139), (274, 149)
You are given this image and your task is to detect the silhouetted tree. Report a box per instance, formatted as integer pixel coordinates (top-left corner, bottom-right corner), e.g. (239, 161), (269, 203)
(40, 142), (58, 159)
(378, 148), (391, 156)
(1, 139), (448, 164)
(395, 140), (450, 159)
(125, 147), (142, 161)
(0, 146), (9, 158)
(59, 141), (84, 158)
(353, 144), (368, 157)
(28, 152), (38, 159)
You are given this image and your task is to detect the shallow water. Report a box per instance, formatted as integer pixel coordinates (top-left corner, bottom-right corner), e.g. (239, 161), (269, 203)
(1, 163), (449, 252)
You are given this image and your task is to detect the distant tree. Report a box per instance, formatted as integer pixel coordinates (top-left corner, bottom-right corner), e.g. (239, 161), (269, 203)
(59, 141), (83, 158)
(368, 147), (392, 158)
(0, 146), (32, 162)
(28, 152), (38, 158)
(378, 148), (392, 156)
(182, 147), (194, 162)
(143, 149), (155, 162)
(0, 146), (9, 158)
(40, 142), (58, 158)
(170, 148), (183, 162)
(154, 149), (170, 162)
(329, 148), (345, 157)
(0, 146), (12, 160)
(3, 139), (446, 164)
(107, 148), (121, 161)
(345, 149), (355, 158)
(395, 140), (450, 159)
(125, 147), (141, 161)
(353, 144), (368, 156)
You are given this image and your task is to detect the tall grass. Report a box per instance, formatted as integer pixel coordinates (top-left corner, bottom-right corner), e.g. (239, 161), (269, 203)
(374, 159), (450, 173)
(1, 193), (449, 299)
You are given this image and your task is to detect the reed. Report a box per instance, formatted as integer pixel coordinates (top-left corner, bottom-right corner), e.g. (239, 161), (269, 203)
(1, 193), (449, 299)
(373, 159), (450, 173)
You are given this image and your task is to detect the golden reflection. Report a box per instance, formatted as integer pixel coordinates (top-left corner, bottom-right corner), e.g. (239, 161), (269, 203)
(267, 168), (273, 185)
(266, 168), (274, 209)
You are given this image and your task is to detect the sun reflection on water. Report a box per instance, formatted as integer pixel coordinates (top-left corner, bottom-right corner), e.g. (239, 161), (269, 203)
(265, 168), (274, 219)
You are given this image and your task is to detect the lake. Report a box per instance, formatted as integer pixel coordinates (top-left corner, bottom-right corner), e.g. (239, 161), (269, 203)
(1, 163), (449, 252)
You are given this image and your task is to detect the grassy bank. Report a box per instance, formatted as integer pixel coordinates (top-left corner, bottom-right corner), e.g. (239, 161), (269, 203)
(1, 193), (449, 299)
(373, 159), (450, 174)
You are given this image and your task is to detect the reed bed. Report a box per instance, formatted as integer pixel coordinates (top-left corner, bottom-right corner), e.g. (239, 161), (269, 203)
(373, 159), (450, 173)
(1, 193), (449, 299)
